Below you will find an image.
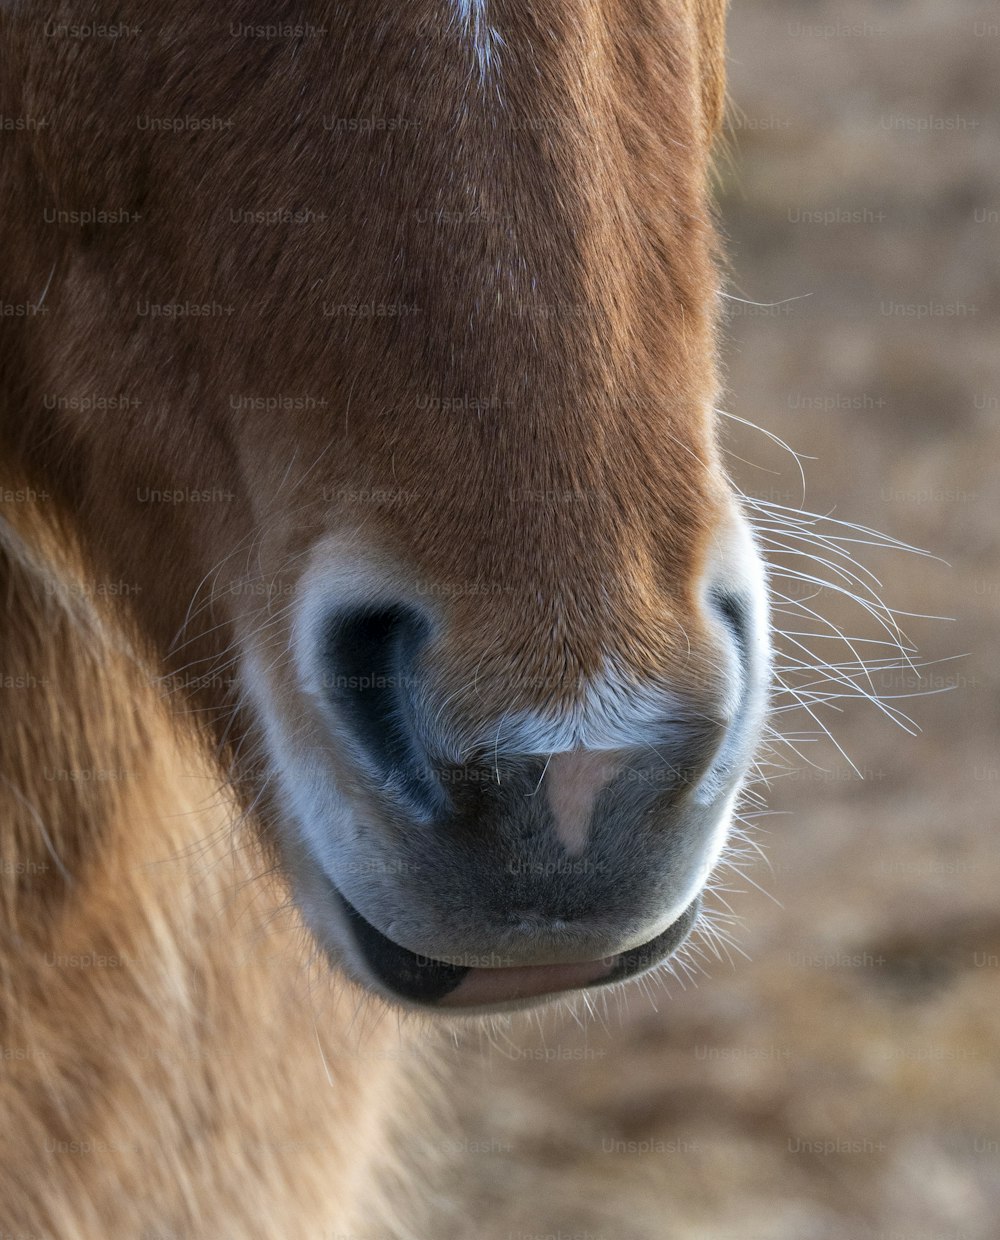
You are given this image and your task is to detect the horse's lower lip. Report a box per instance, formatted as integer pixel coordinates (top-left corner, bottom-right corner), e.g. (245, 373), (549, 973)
(436, 958), (619, 1007)
(329, 883), (701, 1010)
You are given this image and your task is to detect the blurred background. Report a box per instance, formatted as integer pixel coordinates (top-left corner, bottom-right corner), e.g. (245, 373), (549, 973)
(433, 3), (1000, 1237)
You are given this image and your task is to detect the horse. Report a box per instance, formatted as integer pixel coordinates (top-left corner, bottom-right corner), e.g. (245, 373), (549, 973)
(0, 1), (769, 1233)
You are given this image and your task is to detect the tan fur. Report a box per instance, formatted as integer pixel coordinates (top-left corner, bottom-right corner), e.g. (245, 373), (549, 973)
(0, 499), (430, 1237)
(0, 2), (729, 1232)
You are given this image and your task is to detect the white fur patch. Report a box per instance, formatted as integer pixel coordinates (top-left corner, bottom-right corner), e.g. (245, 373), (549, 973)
(452, 0), (504, 82)
(485, 657), (706, 758)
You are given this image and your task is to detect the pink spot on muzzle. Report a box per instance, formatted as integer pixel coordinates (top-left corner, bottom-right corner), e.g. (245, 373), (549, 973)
(543, 749), (623, 856)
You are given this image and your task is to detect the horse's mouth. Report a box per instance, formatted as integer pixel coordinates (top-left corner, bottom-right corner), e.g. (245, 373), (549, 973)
(329, 884), (702, 1013)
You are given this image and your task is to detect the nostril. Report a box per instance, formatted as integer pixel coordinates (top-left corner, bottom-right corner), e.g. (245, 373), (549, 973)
(321, 603), (444, 818)
(709, 588), (750, 665)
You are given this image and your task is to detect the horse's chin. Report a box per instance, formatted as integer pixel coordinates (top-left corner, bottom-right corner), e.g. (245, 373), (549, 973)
(283, 845), (706, 1015)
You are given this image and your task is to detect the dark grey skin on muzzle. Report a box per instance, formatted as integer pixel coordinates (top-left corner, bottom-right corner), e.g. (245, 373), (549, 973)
(285, 600), (755, 1008)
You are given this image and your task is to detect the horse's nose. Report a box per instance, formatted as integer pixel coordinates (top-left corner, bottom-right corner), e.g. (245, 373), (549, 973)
(317, 587), (754, 829)
(292, 580), (766, 1006)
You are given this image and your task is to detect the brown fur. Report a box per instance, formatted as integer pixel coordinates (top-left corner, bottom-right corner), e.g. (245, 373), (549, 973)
(0, 2), (728, 1233)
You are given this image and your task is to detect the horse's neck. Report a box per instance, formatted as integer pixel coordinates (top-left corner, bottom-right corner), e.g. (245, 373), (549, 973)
(0, 503), (417, 1237)
(0, 505), (141, 918)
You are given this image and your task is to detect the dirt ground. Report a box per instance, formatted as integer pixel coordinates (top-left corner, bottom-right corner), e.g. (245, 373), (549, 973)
(430, 4), (1000, 1238)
